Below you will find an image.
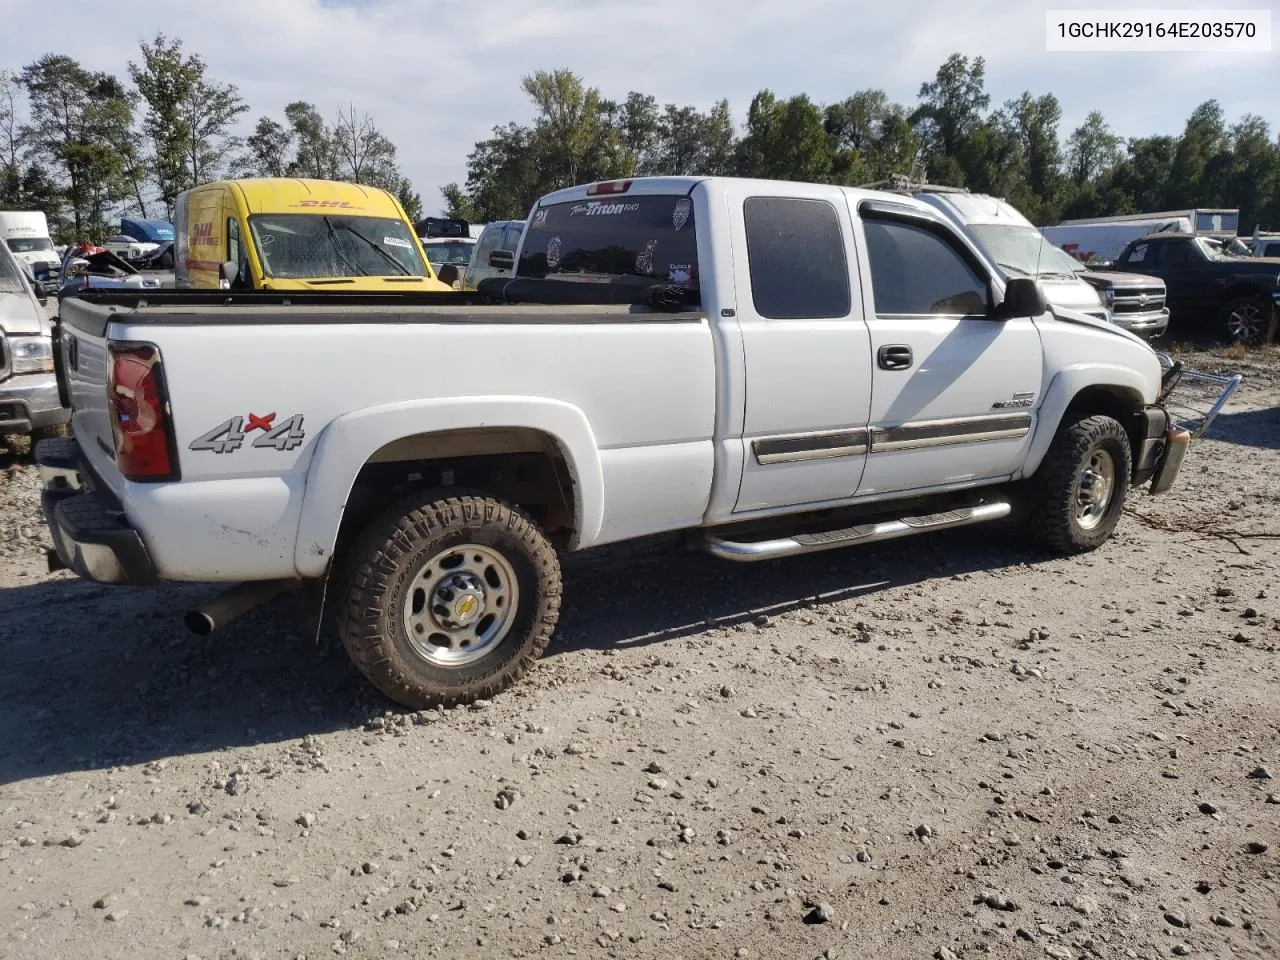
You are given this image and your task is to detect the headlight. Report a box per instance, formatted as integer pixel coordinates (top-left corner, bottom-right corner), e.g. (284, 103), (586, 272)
(9, 336), (54, 374)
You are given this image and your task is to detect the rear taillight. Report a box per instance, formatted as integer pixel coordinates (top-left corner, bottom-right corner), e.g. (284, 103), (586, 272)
(586, 179), (633, 196)
(106, 341), (180, 481)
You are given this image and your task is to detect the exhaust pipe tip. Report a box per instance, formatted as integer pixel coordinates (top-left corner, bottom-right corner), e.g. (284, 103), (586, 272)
(184, 610), (215, 636)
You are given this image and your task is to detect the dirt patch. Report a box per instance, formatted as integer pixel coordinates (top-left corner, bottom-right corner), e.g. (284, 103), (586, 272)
(2, 348), (1277, 960)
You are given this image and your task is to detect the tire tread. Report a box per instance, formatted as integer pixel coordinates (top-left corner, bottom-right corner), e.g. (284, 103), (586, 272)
(336, 492), (561, 709)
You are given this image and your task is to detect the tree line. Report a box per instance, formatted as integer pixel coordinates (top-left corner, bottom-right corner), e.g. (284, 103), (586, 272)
(0, 35), (423, 243)
(443, 58), (1280, 235)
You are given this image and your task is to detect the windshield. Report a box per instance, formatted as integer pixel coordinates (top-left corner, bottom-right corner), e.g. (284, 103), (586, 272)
(1196, 237), (1231, 260)
(519, 193), (699, 292)
(0, 245), (26, 294)
(6, 237), (55, 254)
(424, 241), (475, 266)
(247, 214), (430, 279)
(968, 224), (1082, 278)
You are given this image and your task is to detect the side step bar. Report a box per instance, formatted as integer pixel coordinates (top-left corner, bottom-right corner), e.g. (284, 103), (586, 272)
(701, 501), (1012, 562)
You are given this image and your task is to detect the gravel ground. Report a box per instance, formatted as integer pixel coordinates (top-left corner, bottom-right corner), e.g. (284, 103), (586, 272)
(1, 347), (1277, 960)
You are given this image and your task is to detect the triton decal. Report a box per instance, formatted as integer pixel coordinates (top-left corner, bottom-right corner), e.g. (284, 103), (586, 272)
(190, 412), (306, 454)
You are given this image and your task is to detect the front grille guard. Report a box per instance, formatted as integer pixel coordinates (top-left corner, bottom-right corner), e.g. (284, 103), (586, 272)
(1155, 353), (1242, 440)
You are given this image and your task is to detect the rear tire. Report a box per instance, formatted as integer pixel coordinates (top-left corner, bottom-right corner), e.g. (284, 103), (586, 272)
(337, 491), (562, 709)
(1220, 296), (1270, 345)
(1024, 414), (1132, 554)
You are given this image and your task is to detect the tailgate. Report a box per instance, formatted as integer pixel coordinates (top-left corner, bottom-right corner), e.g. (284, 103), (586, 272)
(57, 297), (121, 491)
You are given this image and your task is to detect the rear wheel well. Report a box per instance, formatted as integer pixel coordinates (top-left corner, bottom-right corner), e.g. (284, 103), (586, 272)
(335, 428), (576, 561)
(1060, 385), (1146, 469)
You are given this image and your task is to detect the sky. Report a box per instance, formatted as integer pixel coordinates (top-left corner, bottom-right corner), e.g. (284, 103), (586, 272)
(3, 0), (1278, 216)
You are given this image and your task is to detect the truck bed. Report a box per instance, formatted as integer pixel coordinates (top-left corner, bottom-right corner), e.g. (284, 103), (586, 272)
(55, 291), (717, 581)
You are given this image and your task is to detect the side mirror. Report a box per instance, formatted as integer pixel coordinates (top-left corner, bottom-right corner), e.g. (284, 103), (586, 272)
(488, 249), (515, 271)
(991, 277), (1048, 320)
(29, 275), (48, 306)
(218, 260), (238, 289)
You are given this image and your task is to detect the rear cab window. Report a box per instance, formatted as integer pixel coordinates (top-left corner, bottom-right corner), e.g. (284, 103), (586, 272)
(518, 193), (699, 295)
(742, 197), (850, 319)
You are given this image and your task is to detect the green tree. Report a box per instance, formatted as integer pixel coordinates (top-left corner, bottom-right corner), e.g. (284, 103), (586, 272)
(440, 183), (478, 222)
(911, 54), (990, 177)
(128, 33), (248, 214)
(284, 101), (339, 180)
(521, 69), (616, 188)
(1065, 110), (1122, 186)
(1223, 115), (1279, 232)
(1105, 135), (1178, 214)
(1001, 92), (1062, 215)
(1166, 100), (1228, 208)
(20, 54), (136, 238)
(825, 90), (919, 184)
(236, 116), (292, 178)
(735, 91), (831, 182)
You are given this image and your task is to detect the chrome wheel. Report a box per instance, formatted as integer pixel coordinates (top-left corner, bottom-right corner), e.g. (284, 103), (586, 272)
(1226, 301), (1265, 343)
(402, 543), (519, 667)
(1074, 450), (1116, 531)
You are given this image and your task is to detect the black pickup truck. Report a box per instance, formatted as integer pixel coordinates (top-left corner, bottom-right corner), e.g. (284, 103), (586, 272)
(1109, 232), (1280, 343)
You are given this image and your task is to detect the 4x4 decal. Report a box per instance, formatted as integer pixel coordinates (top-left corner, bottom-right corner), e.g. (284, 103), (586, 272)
(190, 412), (306, 454)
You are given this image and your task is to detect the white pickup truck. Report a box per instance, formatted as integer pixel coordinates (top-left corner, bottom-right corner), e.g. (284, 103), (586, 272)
(37, 176), (1232, 710)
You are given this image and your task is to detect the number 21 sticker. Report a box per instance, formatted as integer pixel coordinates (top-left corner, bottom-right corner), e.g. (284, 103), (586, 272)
(190, 412), (306, 454)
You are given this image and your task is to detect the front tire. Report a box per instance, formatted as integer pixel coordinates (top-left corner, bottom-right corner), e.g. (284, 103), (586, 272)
(1025, 414), (1132, 554)
(337, 491), (562, 709)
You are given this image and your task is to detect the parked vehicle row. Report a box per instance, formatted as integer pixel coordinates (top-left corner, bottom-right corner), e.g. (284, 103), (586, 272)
(0, 210), (62, 296)
(0, 237), (70, 440)
(37, 174), (1238, 710)
(175, 178), (454, 293)
(864, 179), (1170, 337)
(1107, 232), (1280, 343)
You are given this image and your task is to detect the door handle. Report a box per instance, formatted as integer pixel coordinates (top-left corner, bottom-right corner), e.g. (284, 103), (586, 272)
(877, 344), (912, 370)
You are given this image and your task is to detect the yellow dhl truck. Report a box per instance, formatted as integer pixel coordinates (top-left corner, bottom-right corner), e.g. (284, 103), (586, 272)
(173, 178), (453, 292)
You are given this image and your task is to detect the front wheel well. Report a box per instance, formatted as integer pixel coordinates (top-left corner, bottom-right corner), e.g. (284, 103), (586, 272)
(335, 428), (577, 561)
(1059, 385), (1147, 469)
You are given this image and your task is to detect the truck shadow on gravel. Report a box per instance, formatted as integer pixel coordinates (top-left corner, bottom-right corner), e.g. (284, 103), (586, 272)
(1202, 405), (1280, 451)
(0, 528), (1039, 784)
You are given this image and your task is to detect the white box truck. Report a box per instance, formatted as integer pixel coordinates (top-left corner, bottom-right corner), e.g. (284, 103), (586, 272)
(0, 210), (61, 295)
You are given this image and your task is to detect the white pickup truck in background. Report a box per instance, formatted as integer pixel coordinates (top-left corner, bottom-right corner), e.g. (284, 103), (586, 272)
(37, 175), (1236, 710)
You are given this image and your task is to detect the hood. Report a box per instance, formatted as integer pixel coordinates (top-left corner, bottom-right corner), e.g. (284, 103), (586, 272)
(1079, 270), (1163, 289)
(1049, 302), (1149, 348)
(0, 289), (45, 335)
(1036, 275), (1106, 313)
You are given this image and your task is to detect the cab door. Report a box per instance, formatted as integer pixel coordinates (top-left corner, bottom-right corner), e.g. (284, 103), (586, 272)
(728, 184), (874, 513)
(851, 202), (1044, 497)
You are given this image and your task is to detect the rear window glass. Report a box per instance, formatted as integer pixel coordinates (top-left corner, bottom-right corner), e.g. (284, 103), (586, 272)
(518, 194), (698, 291)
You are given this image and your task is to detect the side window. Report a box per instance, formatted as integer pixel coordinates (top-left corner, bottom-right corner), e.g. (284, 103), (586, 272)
(1265, 243), (1280, 258)
(1125, 242), (1149, 264)
(472, 227), (501, 269)
(1157, 241), (1190, 266)
(743, 197), (851, 320)
(862, 219), (988, 316)
(227, 218), (249, 287)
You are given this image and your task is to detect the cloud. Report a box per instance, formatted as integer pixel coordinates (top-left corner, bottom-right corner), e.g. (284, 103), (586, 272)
(4, 0), (1276, 215)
